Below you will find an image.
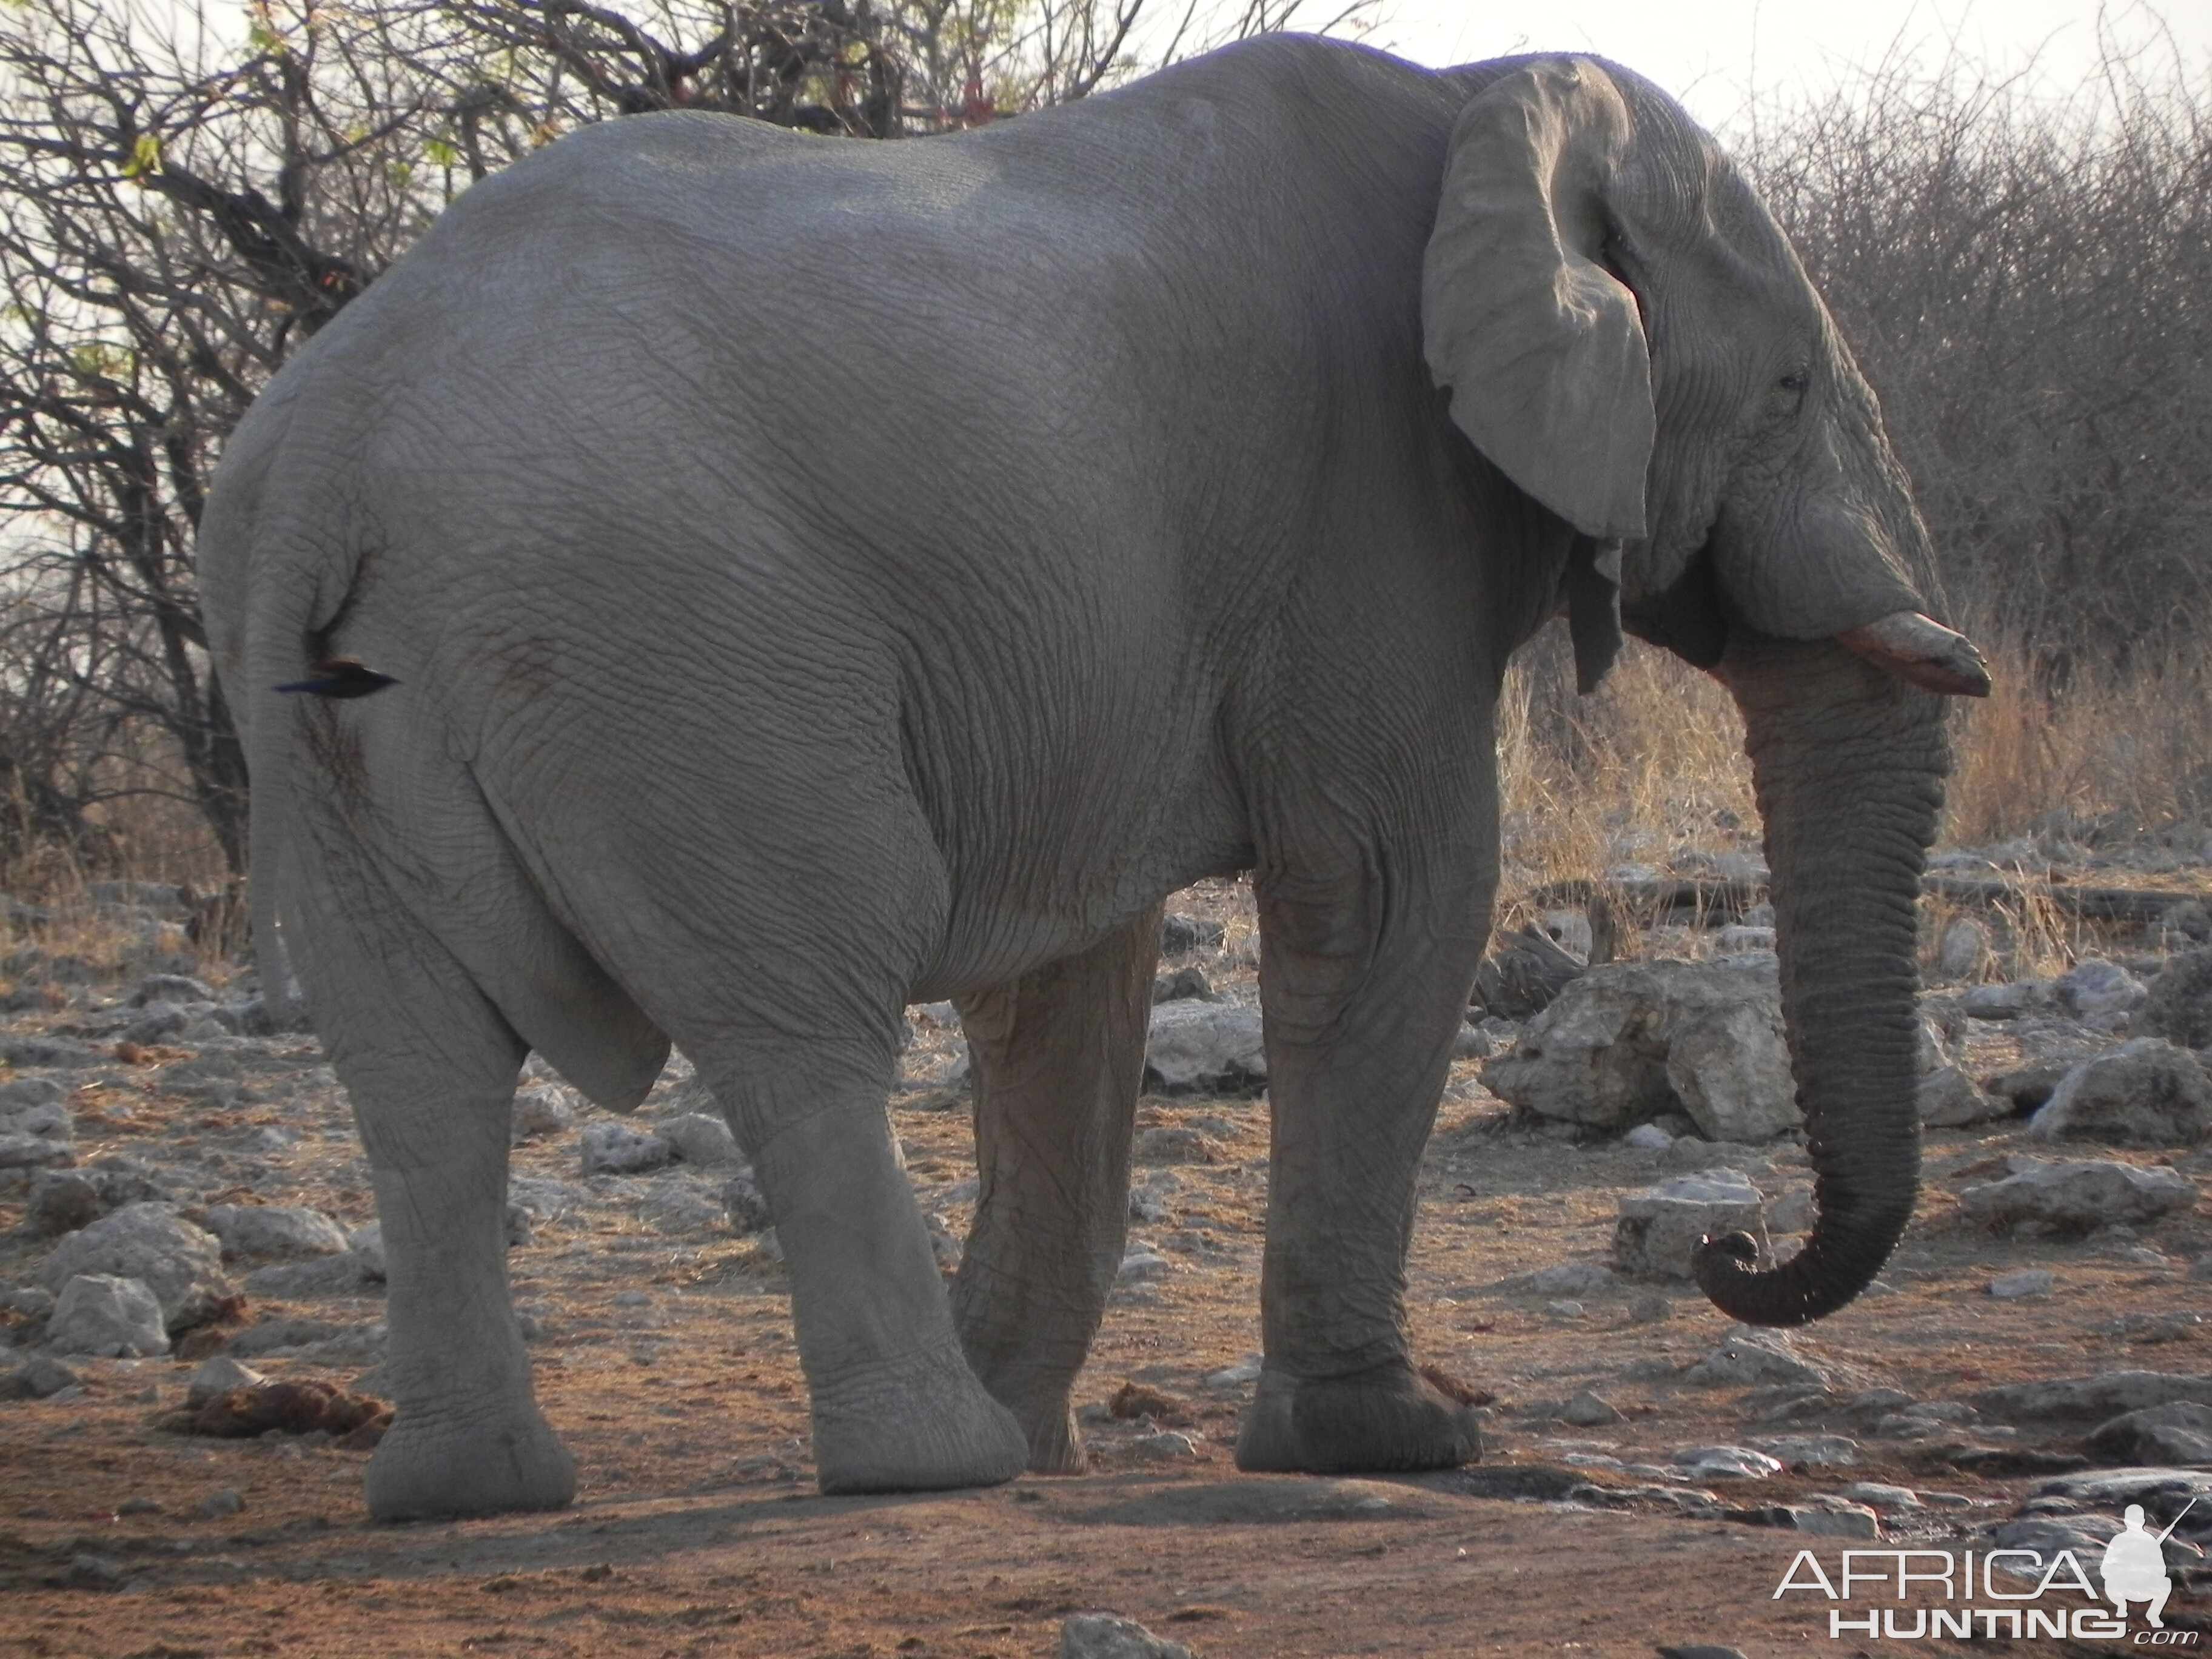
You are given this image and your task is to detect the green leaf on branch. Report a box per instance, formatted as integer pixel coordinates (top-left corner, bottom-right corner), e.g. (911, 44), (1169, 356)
(120, 133), (161, 181)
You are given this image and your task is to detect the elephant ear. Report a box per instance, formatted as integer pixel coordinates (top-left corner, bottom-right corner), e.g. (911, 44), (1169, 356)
(1423, 58), (1653, 544)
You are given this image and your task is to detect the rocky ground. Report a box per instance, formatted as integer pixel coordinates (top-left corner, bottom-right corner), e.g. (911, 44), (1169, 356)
(4, 851), (2212, 1659)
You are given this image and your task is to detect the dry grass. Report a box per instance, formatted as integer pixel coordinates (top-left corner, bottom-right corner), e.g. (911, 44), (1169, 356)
(1496, 629), (1757, 907)
(2, 629), (2202, 984)
(1496, 627), (2212, 941)
(1945, 643), (2212, 848)
(0, 788), (238, 984)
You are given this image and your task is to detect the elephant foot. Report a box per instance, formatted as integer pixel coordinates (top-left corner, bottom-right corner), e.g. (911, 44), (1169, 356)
(1021, 1403), (1087, 1475)
(964, 1365), (1087, 1474)
(811, 1342), (1029, 1495)
(1234, 1365), (1481, 1475)
(366, 1404), (576, 1521)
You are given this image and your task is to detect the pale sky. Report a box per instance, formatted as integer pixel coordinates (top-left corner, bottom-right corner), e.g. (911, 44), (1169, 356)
(1359, 0), (2208, 129)
(166, 0), (2208, 135)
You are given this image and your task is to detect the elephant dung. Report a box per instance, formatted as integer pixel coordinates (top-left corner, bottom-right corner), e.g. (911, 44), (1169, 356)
(1482, 957), (1796, 1141)
(2028, 1039), (2212, 1148)
(1142, 1000), (1265, 1093)
(1612, 1168), (1765, 1281)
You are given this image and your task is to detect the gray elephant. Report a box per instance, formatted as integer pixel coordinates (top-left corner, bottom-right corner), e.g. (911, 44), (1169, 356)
(199, 36), (1988, 1521)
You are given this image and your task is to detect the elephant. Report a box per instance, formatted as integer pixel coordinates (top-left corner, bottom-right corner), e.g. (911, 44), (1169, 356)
(198, 34), (1990, 1523)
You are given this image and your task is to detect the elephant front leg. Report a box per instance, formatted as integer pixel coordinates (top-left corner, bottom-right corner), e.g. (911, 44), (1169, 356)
(1235, 856), (1487, 1475)
(948, 907), (1160, 1472)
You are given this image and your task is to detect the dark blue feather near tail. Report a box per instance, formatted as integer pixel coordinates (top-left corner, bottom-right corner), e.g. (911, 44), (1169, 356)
(275, 658), (399, 699)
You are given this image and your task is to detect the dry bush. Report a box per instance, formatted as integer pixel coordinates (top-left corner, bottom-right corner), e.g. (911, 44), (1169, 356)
(0, 0), (1381, 886)
(1743, 39), (2212, 665)
(1945, 642), (2212, 847)
(1497, 628), (2212, 975)
(1496, 625), (1755, 903)
(1497, 39), (2212, 911)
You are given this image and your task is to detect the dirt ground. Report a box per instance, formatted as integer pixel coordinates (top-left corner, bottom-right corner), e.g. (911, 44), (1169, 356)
(3, 877), (2210, 1658)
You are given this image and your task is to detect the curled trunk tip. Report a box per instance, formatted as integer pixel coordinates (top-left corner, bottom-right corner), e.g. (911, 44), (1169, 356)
(1692, 1215), (1910, 1327)
(1706, 631), (1946, 1330)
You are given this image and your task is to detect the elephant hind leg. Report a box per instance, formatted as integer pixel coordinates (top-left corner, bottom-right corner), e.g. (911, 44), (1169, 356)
(288, 845), (571, 1521)
(949, 905), (1161, 1473)
(688, 1035), (1029, 1494)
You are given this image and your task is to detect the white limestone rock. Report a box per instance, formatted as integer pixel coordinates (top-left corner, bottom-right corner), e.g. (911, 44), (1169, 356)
(201, 1204), (349, 1261)
(1613, 1167), (1765, 1280)
(39, 1202), (229, 1332)
(47, 1273), (168, 1357)
(1485, 957), (1796, 1141)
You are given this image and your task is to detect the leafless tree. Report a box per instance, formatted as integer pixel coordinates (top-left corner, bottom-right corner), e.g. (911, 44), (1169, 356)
(1, 0), (1379, 878)
(0, 0), (444, 872)
(1743, 41), (2212, 675)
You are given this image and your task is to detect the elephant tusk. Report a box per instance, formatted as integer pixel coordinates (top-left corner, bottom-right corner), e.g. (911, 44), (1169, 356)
(1837, 611), (1992, 698)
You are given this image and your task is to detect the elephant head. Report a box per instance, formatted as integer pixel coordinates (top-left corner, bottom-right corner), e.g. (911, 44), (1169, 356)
(1421, 58), (1990, 1326)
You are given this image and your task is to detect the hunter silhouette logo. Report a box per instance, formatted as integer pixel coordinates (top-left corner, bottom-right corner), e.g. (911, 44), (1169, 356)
(2104, 1500), (2199, 1631)
(1774, 1500), (2204, 1643)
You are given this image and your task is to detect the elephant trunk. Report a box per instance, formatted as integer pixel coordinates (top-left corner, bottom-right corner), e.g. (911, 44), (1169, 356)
(1692, 628), (1949, 1326)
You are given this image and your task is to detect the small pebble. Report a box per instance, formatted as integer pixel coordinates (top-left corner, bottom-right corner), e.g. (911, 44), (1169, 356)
(1117, 1252), (1172, 1283)
(1558, 1389), (1623, 1426)
(1989, 1268), (2057, 1300)
(193, 1487), (245, 1518)
(1122, 1429), (1204, 1462)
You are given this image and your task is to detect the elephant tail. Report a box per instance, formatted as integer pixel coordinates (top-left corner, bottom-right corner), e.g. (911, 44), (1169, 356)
(243, 565), (313, 1031)
(237, 523), (389, 1033)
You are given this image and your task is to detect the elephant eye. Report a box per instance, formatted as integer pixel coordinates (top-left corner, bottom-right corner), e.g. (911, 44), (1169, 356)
(1779, 370), (1810, 393)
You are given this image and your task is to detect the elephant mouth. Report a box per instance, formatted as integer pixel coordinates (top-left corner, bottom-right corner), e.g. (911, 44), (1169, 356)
(1622, 549), (1991, 701)
(1618, 545), (1728, 669)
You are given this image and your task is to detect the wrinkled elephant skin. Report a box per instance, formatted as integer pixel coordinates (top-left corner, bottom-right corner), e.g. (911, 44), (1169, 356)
(198, 37), (1985, 1520)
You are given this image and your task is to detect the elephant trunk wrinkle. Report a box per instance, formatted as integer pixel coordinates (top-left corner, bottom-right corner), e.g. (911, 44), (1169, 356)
(1694, 631), (1944, 1327)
